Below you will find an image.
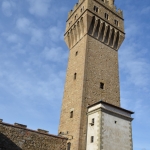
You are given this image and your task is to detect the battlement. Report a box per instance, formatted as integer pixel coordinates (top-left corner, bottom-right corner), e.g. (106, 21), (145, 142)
(0, 119), (65, 137)
(67, 0), (123, 20)
(68, 2), (82, 19)
(0, 119), (67, 150)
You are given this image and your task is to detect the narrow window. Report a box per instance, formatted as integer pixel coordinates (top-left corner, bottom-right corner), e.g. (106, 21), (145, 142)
(69, 21), (72, 27)
(75, 14), (77, 20)
(74, 73), (77, 80)
(93, 6), (99, 13)
(70, 111), (73, 118)
(67, 142), (71, 150)
(92, 118), (95, 124)
(115, 121), (117, 124)
(114, 20), (119, 26)
(105, 13), (109, 20)
(75, 51), (78, 56)
(100, 82), (104, 89)
(91, 136), (94, 143)
(102, 0), (104, 2)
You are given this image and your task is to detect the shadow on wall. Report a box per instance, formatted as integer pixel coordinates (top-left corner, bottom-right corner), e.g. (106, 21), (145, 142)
(0, 133), (22, 150)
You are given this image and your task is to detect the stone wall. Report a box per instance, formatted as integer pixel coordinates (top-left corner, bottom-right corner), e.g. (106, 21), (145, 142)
(0, 121), (67, 150)
(60, 0), (125, 149)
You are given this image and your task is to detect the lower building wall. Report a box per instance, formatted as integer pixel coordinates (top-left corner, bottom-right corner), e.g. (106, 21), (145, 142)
(86, 102), (133, 150)
(0, 122), (67, 150)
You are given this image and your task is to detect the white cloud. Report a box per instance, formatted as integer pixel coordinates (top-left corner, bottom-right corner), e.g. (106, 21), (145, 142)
(49, 26), (64, 42)
(27, 0), (51, 17)
(7, 34), (19, 43)
(16, 17), (31, 33)
(30, 28), (44, 45)
(42, 46), (67, 63)
(120, 42), (150, 88)
(16, 17), (45, 45)
(1, 0), (15, 17)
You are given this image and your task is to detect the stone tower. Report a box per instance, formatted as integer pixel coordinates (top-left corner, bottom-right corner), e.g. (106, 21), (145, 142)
(58, 0), (132, 150)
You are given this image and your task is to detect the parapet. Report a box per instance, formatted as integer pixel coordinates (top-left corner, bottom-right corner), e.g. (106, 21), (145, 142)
(67, 0), (123, 20)
(0, 119), (67, 150)
(0, 119), (66, 138)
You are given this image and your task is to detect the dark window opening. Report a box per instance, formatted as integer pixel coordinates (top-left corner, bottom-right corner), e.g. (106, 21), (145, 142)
(91, 136), (94, 143)
(90, 118), (95, 126)
(115, 121), (117, 124)
(105, 13), (109, 20)
(74, 73), (77, 80)
(67, 142), (71, 150)
(93, 6), (99, 12)
(75, 14), (77, 20)
(75, 51), (78, 56)
(100, 82), (104, 89)
(70, 111), (73, 118)
(114, 20), (119, 26)
(92, 118), (94, 124)
(92, 118), (95, 125)
(102, 0), (104, 2)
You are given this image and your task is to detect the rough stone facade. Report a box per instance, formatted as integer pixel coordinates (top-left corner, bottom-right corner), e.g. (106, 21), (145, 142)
(0, 121), (67, 150)
(59, 0), (125, 150)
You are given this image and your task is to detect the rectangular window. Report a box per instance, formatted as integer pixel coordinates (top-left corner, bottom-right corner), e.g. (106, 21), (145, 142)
(105, 13), (109, 20)
(91, 136), (94, 143)
(75, 51), (78, 56)
(114, 20), (119, 26)
(67, 143), (71, 150)
(70, 111), (73, 118)
(75, 14), (77, 20)
(93, 6), (99, 13)
(74, 73), (77, 80)
(100, 82), (104, 89)
(92, 118), (94, 124)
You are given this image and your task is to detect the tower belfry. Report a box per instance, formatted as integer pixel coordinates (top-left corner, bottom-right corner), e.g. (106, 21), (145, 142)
(59, 0), (133, 150)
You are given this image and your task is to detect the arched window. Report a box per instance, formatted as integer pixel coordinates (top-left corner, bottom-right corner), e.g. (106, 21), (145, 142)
(67, 142), (71, 150)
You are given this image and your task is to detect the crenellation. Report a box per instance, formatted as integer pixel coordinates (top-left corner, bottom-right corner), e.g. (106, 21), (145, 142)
(14, 123), (27, 129)
(0, 121), (67, 150)
(37, 129), (49, 134)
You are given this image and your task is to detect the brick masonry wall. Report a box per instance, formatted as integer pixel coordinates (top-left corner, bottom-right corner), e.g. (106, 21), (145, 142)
(59, 36), (87, 150)
(0, 122), (67, 150)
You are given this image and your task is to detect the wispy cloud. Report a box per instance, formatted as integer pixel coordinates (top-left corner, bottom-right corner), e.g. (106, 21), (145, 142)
(42, 46), (67, 62)
(1, 0), (15, 17)
(27, 0), (51, 17)
(16, 17), (31, 33)
(49, 26), (64, 42)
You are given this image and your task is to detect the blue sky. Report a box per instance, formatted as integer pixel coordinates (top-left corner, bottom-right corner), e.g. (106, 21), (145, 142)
(0, 0), (150, 150)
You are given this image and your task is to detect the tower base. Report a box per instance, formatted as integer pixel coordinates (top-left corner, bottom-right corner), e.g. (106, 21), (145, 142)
(86, 101), (134, 150)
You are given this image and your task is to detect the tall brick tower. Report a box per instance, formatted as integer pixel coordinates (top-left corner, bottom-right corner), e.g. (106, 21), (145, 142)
(59, 0), (133, 150)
